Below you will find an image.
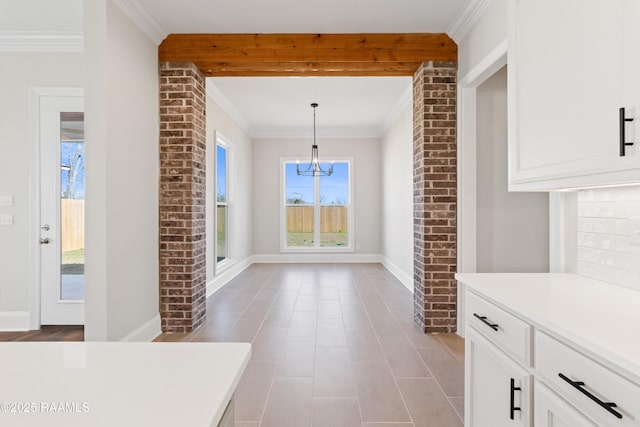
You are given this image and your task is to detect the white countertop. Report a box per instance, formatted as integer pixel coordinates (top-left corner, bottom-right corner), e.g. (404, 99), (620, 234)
(456, 273), (640, 385)
(0, 342), (251, 426)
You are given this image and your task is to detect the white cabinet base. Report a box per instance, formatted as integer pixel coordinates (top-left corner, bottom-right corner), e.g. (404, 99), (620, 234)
(535, 382), (596, 427)
(465, 327), (531, 426)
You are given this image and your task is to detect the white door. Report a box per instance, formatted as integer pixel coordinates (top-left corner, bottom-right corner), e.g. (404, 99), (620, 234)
(39, 93), (85, 325)
(465, 327), (531, 427)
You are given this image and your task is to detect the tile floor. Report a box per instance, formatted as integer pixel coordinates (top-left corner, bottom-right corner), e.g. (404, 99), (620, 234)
(157, 263), (464, 427)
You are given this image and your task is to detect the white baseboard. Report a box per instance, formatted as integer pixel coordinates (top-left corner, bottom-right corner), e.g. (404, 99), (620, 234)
(206, 257), (253, 298)
(252, 253), (382, 264)
(381, 257), (413, 293)
(0, 311), (31, 331)
(120, 313), (161, 342)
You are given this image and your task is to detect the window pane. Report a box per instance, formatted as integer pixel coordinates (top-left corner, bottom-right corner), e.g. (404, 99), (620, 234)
(60, 112), (85, 301)
(319, 162), (348, 204)
(320, 162), (348, 247)
(217, 205), (227, 262)
(217, 145), (227, 202)
(320, 206), (348, 247)
(286, 206), (314, 247)
(285, 163), (314, 204)
(217, 145), (227, 263)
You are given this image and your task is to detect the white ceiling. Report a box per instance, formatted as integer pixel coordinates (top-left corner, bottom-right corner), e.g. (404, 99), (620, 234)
(1, 0), (470, 138)
(209, 76), (412, 137)
(136, 0), (467, 34)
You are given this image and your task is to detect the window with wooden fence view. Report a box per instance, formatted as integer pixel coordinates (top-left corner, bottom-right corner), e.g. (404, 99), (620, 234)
(283, 161), (351, 250)
(59, 112), (85, 300)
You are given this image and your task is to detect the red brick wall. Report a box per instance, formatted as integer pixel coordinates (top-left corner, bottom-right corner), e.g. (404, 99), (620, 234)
(412, 61), (458, 333)
(159, 62), (207, 333)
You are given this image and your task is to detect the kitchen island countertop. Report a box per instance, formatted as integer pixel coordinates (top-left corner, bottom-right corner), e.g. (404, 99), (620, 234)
(0, 341), (251, 426)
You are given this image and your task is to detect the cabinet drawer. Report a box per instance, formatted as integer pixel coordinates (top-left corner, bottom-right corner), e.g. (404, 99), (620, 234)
(536, 331), (640, 427)
(466, 291), (532, 366)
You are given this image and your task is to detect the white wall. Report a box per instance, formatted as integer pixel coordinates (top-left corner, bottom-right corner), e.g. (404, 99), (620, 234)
(380, 104), (414, 288)
(252, 137), (381, 258)
(205, 94), (253, 284)
(476, 67), (549, 273)
(576, 185), (640, 291)
(84, 0), (160, 341)
(457, 0), (508, 78)
(0, 52), (83, 328)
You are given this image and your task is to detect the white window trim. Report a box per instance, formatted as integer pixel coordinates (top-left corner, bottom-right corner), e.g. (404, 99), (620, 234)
(214, 131), (235, 273)
(279, 157), (355, 253)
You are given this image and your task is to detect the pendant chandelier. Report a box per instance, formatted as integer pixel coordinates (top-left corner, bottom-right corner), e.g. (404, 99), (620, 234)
(296, 103), (333, 176)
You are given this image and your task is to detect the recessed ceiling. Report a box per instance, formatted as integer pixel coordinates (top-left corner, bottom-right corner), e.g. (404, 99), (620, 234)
(209, 76), (412, 138)
(137, 0), (467, 34)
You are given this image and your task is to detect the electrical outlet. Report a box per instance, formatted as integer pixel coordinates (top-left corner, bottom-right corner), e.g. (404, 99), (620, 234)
(0, 214), (13, 226)
(0, 194), (13, 207)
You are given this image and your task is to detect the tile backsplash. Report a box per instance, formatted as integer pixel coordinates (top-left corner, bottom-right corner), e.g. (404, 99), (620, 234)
(577, 185), (640, 290)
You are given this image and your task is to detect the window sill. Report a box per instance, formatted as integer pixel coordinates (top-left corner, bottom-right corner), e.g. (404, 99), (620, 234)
(280, 247), (355, 254)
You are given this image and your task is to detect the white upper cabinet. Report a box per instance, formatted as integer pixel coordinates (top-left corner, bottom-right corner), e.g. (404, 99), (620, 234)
(508, 0), (640, 190)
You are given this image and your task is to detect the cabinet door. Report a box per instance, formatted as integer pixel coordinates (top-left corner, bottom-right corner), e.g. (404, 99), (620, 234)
(466, 327), (531, 427)
(622, 0), (640, 144)
(508, 0), (640, 190)
(535, 382), (596, 427)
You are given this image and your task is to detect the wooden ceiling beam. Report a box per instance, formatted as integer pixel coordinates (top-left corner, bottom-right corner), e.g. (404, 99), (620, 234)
(159, 33), (456, 76)
(196, 61), (424, 77)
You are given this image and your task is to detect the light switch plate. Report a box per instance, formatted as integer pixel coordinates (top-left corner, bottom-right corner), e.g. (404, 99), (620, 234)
(0, 214), (13, 226)
(0, 195), (13, 207)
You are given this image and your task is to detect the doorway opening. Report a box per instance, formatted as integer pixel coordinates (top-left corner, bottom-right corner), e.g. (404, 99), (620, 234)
(475, 66), (549, 273)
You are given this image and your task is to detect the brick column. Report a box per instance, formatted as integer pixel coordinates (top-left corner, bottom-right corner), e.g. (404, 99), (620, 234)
(412, 61), (458, 333)
(159, 62), (207, 333)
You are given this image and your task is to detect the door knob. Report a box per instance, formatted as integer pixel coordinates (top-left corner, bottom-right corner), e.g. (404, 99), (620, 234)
(39, 238), (50, 244)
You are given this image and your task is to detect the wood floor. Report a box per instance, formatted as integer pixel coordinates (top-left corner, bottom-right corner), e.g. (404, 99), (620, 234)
(0, 325), (84, 341)
(157, 263), (464, 427)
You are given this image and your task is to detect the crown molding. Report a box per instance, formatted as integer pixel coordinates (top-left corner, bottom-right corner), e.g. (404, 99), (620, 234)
(0, 32), (83, 52)
(205, 82), (255, 137)
(378, 84), (412, 137)
(112, 0), (167, 46)
(447, 0), (494, 44)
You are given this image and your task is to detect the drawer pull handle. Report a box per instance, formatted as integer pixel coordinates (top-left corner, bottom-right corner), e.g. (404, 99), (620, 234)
(620, 107), (634, 157)
(473, 313), (499, 331)
(510, 378), (521, 420)
(558, 373), (623, 419)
